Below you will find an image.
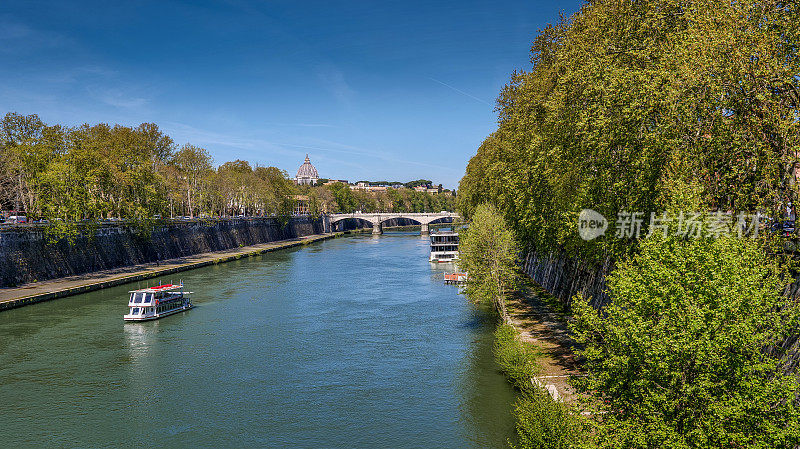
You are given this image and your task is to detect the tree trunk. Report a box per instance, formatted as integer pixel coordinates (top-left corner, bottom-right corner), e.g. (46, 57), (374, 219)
(187, 184), (193, 218)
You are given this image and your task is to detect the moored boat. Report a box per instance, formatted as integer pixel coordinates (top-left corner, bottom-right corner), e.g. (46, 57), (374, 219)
(444, 272), (468, 284)
(430, 231), (459, 262)
(124, 284), (193, 321)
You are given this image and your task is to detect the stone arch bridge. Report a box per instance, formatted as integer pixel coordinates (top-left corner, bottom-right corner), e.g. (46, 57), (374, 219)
(329, 212), (461, 235)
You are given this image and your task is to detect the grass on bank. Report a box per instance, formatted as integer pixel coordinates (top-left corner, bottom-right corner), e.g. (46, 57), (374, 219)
(494, 323), (540, 386)
(494, 323), (586, 449)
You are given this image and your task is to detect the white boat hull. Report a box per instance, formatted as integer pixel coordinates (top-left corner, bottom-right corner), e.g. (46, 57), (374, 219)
(124, 304), (194, 322)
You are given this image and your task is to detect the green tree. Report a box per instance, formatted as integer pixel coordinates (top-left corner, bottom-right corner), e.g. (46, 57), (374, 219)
(404, 179), (432, 189)
(253, 166), (294, 216)
(459, 203), (520, 319)
(216, 160), (254, 215)
(171, 144), (213, 218)
(571, 236), (800, 448)
(327, 182), (357, 213)
(0, 112), (45, 213)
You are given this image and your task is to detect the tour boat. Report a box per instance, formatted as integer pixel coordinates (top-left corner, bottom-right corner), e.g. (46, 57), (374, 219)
(124, 283), (193, 321)
(430, 231), (459, 262)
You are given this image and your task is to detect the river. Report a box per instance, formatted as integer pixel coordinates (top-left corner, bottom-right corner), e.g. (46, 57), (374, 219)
(0, 232), (517, 448)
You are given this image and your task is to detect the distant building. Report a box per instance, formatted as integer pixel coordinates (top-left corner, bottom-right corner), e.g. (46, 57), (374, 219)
(292, 195), (310, 215)
(295, 155), (319, 185)
(351, 182), (388, 192)
(324, 179), (349, 186)
(413, 184), (438, 193)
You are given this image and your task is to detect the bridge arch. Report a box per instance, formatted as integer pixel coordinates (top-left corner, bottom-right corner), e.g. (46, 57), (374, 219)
(329, 212), (461, 235)
(426, 216), (455, 225)
(330, 217), (374, 232)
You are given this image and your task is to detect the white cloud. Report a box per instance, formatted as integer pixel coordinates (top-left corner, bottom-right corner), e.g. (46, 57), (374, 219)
(86, 86), (148, 109)
(0, 15), (76, 54)
(316, 64), (354, 106)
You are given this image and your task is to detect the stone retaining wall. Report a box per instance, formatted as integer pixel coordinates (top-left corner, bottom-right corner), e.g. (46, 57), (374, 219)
(0, 217), (331, 288)
(521, 250), (614, 309)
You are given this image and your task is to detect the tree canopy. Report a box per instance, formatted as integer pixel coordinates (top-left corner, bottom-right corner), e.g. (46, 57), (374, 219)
(457, 0), (800, 264)
(0, 112), (455, 236)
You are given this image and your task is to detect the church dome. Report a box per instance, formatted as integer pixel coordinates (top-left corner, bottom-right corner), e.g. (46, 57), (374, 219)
(296, 154), (319, 184)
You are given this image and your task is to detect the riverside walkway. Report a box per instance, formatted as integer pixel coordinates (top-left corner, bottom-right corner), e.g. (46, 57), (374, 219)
(506, 279), (583, 404)
(0, 232), (342, 311)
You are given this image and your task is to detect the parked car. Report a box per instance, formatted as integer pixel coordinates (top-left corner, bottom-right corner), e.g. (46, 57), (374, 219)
(6, 215), (27, 224)
(770, 220), (795, 237)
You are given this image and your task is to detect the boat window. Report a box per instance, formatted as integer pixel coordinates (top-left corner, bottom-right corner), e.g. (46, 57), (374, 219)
(145, 293), (153, 303)
(133, 293), (142, 303)
(131, 308), (139, 315)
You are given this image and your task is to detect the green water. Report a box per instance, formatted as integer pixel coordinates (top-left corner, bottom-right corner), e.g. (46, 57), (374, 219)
(0, 232), (517, 448)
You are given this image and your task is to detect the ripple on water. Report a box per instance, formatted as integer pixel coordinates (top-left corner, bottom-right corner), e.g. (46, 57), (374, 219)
(0, 234), (517, 449)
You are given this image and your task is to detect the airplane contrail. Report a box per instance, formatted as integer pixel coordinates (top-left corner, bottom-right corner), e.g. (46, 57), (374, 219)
(427, 77), (493, 106)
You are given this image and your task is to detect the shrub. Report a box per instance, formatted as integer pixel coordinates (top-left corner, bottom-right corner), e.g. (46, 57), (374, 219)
(513, 389), (585, 449)
(493, 323), (540, 388)
(571, 236), (800, 448)
(494, 324), (587, 448)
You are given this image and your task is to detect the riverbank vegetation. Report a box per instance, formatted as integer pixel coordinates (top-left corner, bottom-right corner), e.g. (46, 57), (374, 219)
(462, 204), (586, 447)
(494, 324), (539, 386)
(457, 0), (800, 447)
(572, 236), (800, 448)
(494, 323), (585, 449)
(457, 0), (799, 265)
(460, 203), (520, 320)
(0, 112), (454, 235)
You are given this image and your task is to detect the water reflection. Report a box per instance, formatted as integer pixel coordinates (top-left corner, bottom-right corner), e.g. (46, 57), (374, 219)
(123, 320), (159, 357)
(458, 304), (518, 449)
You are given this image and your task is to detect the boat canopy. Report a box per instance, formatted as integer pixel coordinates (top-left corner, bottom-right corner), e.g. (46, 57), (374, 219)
(128, 284), (184, 293)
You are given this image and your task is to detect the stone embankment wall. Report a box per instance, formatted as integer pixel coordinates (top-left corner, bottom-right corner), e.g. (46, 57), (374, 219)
(522, 248), (800, 376)
(521, 250), (614, 309)
(0, 216), (333, 288)
(524, 247), (800, 309)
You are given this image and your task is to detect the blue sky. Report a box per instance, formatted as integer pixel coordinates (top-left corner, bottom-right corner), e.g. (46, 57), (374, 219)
(0, 0), (582, 188)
